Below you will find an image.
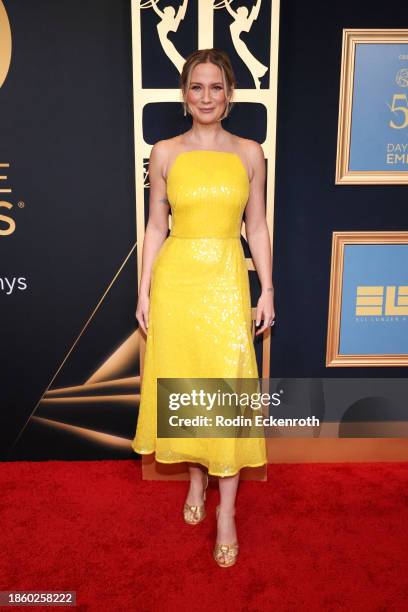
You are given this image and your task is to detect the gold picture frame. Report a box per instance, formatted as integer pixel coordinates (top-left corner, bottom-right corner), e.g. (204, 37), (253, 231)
(336, 29), (408, 185)
(326, 231), (408, 366)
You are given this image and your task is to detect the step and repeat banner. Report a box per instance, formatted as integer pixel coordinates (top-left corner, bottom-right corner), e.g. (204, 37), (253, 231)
(1, 1), (407, 463)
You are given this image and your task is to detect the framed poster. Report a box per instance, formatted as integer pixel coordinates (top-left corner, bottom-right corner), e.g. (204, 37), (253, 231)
(326, 231), (408, 366)
(336, 29), (408, 184)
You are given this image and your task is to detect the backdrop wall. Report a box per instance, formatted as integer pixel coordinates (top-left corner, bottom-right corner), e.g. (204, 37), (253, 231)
(1, 0), (406, 461)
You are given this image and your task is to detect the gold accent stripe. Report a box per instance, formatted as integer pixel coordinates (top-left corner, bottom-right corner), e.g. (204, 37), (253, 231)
(45, 376), (140, 396)
(356, 296), (383, 305)
(356, 306), (382, 315)
(30, 416), (133, 450)
(357, 286), (383, 295)
(41, 394), (139, 405)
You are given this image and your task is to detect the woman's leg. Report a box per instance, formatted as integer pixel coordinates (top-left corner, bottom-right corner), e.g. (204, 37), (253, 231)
(185, 462), (208, 506)
(216, 471), (239, 559)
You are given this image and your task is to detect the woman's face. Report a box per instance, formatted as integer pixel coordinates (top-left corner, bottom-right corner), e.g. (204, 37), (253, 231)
(186, 62), (230, 122)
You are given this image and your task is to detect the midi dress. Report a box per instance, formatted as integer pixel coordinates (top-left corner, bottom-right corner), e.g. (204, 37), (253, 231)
(132, 149), (267, 476)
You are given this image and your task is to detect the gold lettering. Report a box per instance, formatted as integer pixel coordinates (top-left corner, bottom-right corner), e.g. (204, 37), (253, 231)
(0, 201), (16, 236)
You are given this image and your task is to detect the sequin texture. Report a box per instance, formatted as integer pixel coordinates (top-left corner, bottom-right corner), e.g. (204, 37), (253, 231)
(132, 150), (267, 476)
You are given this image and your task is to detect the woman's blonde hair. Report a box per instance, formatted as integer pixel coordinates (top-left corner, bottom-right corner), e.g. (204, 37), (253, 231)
(180, 48), (236, 120)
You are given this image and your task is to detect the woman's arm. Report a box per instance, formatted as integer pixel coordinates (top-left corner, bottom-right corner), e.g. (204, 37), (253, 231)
(136, 141), (170, 334)
(243, 141), (275, 336)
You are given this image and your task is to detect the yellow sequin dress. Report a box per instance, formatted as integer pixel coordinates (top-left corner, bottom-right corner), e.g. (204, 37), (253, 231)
(132, 149), (267, 476)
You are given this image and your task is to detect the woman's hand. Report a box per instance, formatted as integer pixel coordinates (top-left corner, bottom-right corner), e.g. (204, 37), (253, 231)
(255, 290), (275, 336)
(135, 292), (150, 335)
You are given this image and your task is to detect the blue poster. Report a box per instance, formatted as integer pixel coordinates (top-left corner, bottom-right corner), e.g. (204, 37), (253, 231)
(349, 44), (408, 172)
(340, 244), (408, 354)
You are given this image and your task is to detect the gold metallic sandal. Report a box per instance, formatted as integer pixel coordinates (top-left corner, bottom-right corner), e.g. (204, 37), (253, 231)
(183, 472), (209, 525)
(213, 505), (239, 567)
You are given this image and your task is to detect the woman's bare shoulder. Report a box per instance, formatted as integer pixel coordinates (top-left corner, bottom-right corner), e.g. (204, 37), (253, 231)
(152, 137), (185, 174)
(150, 137), (183, 179)
(152, 136), (184, 156)
(236, 136), (264, 158)
(234, 137), (264, 181)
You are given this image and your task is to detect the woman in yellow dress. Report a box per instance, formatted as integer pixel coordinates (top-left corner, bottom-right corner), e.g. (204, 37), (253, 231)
(133, 48), (275, 567)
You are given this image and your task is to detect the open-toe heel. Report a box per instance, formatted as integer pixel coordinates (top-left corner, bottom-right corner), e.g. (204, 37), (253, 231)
(213, 505), (239, 567)
(183, 472), (209, 525)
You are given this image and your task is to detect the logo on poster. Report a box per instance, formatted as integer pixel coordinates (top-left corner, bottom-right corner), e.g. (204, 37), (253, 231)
(355, 285), (408, 316)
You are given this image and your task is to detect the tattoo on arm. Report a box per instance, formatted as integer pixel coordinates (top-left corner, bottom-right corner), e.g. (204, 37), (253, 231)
(159, 197), (169, 205)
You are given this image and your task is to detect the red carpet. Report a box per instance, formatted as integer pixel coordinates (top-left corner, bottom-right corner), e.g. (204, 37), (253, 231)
(1, 460), (407, 611)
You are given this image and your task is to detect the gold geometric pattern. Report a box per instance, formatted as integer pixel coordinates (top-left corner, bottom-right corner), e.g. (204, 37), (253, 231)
(13, 246), (139, 451)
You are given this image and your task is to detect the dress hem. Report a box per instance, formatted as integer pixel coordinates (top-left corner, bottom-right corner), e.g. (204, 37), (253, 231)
(131, 446), (267, 478)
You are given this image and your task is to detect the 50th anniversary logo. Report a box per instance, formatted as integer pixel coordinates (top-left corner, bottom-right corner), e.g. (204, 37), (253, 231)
(0, 0), (14, 238)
